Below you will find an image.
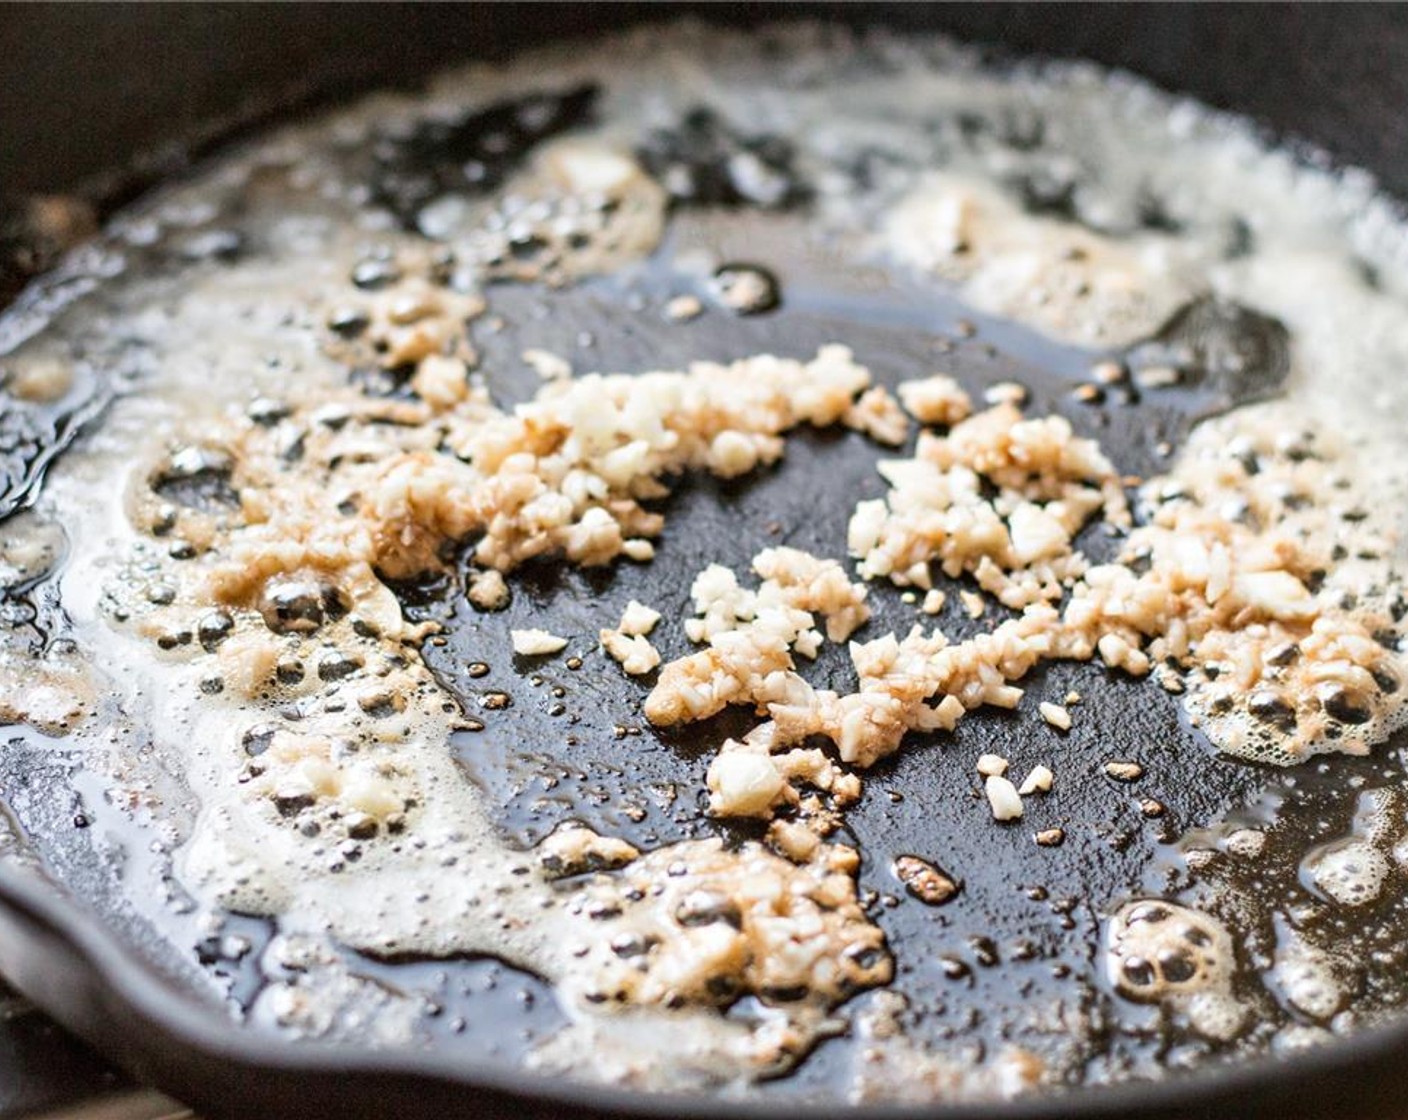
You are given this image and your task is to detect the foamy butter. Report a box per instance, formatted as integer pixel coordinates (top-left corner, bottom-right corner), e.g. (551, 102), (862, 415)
(1105, 900), (1246, 1041)
(1299, 787), (1403, 909)
(882, 172), (1205, 347)
(1272, 921), (1349, 1022)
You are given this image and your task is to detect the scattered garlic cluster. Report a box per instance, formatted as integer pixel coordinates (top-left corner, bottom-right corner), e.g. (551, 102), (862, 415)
(645, 547), (872, 728)
(848, 401), (1128, 608)
(636, 381), (1405, 821)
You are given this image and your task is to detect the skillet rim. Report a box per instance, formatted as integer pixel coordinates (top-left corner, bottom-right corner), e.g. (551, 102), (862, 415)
(0, 859), (1405, 1120)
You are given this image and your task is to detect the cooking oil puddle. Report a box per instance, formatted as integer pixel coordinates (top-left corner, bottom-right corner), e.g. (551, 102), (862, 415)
(1107, 746), (1408, 1052)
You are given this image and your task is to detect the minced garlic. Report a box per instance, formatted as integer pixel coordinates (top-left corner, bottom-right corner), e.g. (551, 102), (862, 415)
(511, 628), (569, 656)
(618, 600), (661, 637)
(897, 374), (972, 428)
(1038, 702), (1072, 731)
(985, 775), (1024, 821)
(1018, 765), (1054, 795)
(600, 629), (661, 676)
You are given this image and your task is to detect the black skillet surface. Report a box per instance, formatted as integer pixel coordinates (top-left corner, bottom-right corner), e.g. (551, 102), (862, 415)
(3, 6), (1408, 1120)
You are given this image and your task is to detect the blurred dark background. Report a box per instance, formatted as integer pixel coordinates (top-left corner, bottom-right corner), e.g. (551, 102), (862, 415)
(3, 4), (1408, 201)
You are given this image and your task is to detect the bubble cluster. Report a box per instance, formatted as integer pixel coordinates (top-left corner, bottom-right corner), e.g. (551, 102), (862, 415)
(1273, 928), (1346, 1021)
(1301, 840), (1392, 908)
(1105, 900), (1247, 1040)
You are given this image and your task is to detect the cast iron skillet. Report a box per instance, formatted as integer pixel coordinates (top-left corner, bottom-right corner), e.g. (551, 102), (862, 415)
(3, 5), (1408, 1119)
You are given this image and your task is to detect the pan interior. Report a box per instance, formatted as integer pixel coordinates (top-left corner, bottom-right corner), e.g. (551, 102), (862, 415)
(2, 19), (1408, 1106)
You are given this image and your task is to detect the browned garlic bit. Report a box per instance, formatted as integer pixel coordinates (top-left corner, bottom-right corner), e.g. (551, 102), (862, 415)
(0, 655), (94, 736)
(982, 381), (1029, 408)
(893, 855), (961, 905)
(537, 822), (641, 877)
(1018, 765), (1054, 795)
(648, 547), (872, 730)
(843, 386), (910, 446)
(600, 629), (661, 676)
(3, 354), (76, 404)
(1103, 760), (1144, 783)
(467, 569), (511, 611)
(618, 599), (661, 636)
(897, 374), (973, 428)
(239, 717), (418, 834)
(984, 775), (1023, 821)
(664, 294), (704, 322)
(343, 280), (483, 371)
(562, 838), (890, 1015)
(1079, 409), (1407, 764)
(521, 348), (573, 381)
(1038, 702), (1072, 730)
